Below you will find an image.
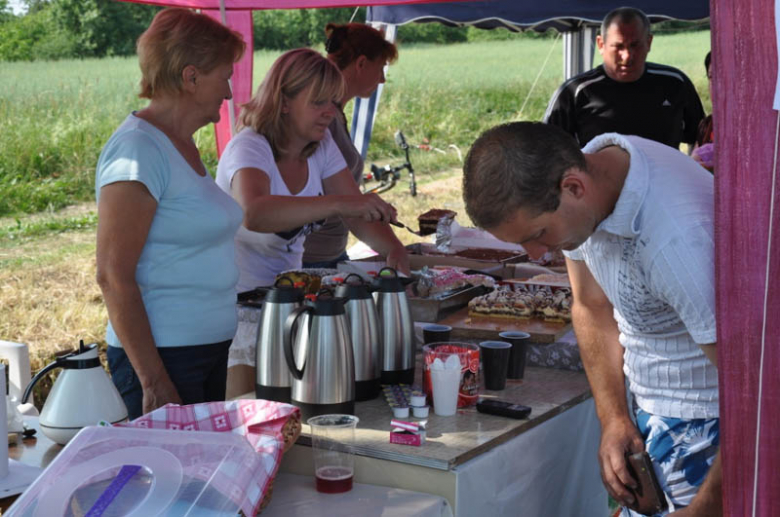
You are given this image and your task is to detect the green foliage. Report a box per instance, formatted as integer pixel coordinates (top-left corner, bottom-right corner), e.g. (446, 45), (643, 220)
(252, 7), (361, 50)
(0, 6), (78, 61)
(0, 212), (97, 241)
(0, 0), (158, 61)
(395, 22), (466, 45)
(54, 0), (160, 58)
(465, 26), (557, 42)
(0, 0), (13, 24)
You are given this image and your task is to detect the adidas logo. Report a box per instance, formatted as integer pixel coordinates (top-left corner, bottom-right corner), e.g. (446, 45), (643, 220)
(662, 99), (672, 107)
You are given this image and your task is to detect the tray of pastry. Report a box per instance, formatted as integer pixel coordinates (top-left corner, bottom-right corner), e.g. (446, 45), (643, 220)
(436, 285), (572, 343)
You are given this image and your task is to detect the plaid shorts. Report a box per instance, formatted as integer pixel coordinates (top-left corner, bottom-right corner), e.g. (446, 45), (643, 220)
(621, 408), (719, 516)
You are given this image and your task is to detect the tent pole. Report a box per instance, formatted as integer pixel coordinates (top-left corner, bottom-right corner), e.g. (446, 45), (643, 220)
(562, 25), (596, 80)
(219, 0), (236, 138)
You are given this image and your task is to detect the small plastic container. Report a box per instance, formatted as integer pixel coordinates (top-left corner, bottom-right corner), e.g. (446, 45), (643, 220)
(392, 405), (410, 418)
(412, 405), (430, 418)
(410, 392), (427, 407)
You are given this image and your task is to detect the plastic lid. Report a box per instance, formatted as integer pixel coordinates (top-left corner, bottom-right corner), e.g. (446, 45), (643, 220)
(266, 285), (304, 304)
(9, 426), (257, 517)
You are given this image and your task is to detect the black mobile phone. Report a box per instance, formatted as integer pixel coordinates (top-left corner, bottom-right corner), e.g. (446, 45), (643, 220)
(625, 451), (668, 515)
(476, 399), (532, 419)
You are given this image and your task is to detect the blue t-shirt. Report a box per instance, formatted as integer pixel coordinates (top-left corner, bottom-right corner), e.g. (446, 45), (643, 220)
(96, 114), (244, 348)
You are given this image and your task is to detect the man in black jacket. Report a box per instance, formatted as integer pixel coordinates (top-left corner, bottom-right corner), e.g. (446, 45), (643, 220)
(544, 7), (704, 150)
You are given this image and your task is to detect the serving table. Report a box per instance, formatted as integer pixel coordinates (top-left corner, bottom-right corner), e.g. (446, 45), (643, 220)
(238, 362), (608, 517)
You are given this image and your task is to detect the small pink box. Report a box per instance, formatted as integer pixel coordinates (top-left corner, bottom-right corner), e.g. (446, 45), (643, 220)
(389, 419), (426, 446)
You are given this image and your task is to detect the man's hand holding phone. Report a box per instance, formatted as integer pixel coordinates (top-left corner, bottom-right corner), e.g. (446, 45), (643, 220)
(598, 418), (646, 508)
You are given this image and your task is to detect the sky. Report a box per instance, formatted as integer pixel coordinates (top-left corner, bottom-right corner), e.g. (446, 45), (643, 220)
(7, 0), (26, 15)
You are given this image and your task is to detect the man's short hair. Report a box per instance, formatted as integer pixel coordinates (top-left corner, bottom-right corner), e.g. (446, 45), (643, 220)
(601, 7), (651, 40)
(462, 122), (587, 230)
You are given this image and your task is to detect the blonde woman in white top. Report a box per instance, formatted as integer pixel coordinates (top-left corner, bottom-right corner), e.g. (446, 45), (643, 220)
(216, 48), (408, 397)
(216, 48), (408, 289)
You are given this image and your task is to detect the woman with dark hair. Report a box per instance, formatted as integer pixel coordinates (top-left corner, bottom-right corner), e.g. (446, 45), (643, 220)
(302, 23), (400, 269)
(95, 8), (246, 419)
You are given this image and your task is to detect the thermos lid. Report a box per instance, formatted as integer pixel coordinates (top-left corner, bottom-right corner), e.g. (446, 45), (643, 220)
(267, 277), (304, 304)
(335, 273), (372, 300)
(309, 289), (347, 315)
(373, 267), (406, 293)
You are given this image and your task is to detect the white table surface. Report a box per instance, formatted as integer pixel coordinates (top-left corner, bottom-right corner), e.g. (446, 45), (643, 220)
(262, 472), (453, 517)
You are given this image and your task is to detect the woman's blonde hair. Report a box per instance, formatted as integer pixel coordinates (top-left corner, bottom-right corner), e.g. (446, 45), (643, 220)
(238, 48), (345, 159)
(137, 8), (245, 99)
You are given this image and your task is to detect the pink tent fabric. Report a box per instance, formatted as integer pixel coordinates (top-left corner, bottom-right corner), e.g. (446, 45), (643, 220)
(122, 0), (456, 10)
(203, 9), (253, 154)
(713, 0), (780, 514)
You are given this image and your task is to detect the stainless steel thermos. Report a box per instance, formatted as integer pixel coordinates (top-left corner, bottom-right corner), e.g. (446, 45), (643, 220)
(335, 274), (382, 401)
(255, 279), (304, 403)
(284, 291), (355, 420)
(372, 267), (416, 385)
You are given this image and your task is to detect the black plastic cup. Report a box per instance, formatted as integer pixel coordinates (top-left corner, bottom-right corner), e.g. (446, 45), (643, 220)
(479, 341), (512, 391)
(499, 331), (531, 380)
(423, 324), (452, 345)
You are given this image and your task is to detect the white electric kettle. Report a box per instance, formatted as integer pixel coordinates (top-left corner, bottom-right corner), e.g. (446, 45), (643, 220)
(22, 340), (128, 444)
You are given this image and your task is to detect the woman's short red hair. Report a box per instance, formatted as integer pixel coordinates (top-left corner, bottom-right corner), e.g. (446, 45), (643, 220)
(137, 8), (245, 99)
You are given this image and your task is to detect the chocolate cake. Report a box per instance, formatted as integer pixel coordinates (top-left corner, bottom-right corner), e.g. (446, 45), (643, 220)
(417, 209), (456, 235)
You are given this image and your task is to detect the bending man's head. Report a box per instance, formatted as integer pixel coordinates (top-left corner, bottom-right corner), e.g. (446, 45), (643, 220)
(463, 123), (593, 259)
(463, 122), (586, 229)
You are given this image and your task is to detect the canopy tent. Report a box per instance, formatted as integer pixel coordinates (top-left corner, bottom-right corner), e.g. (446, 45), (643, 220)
(368, 1), (709, 76)
(349, 1), (709, 158)
(113, 0), (780, 512)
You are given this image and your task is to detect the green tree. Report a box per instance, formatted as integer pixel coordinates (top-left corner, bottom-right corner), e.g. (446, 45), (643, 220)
(0, 6), (77, 61)
(54, 0), (159, 57)
(0, 0), (14, 24)
(253, 7), (362, 50)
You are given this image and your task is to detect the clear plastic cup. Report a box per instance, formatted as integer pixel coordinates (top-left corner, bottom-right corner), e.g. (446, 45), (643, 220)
(308, 414), (359, 493)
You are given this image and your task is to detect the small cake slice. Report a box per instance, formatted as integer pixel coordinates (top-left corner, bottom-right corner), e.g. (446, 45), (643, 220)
(417, 209), (456, 235)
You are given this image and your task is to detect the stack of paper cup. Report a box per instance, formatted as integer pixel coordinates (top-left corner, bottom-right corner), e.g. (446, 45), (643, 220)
(430, 355), (462, 416)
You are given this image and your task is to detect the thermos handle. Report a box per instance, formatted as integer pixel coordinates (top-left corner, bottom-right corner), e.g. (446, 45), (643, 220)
(378, 266), (398, 278)
(284, 305), (312, 380)
(344, 273), (365, 285)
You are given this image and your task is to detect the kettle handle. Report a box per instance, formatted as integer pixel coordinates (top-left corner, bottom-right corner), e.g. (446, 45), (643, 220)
(21, 358), (63, 405)
(284, 305), (313, 380)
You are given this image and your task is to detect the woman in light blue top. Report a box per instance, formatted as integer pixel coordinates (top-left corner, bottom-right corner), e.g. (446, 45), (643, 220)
(95, 8), (245, 419)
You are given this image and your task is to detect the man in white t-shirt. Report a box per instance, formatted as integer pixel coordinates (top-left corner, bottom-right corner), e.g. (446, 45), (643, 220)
(461, 122), (721, 516)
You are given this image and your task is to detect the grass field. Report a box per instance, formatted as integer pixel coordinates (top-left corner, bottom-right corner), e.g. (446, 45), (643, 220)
(0, 30), (712, 377)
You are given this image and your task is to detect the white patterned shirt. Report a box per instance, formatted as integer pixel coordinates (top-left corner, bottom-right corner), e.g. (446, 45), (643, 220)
(565, 134), (718, 419)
